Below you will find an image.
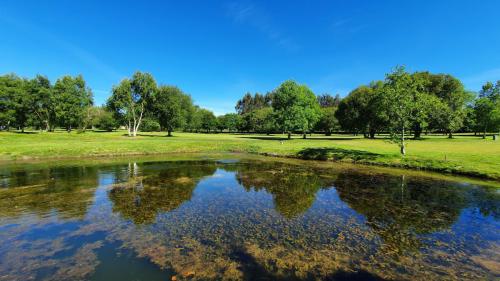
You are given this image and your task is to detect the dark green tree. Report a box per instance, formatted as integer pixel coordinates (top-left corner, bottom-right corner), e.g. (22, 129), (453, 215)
(474, 81), (500, 138)
(27, 75), (56, 131)
(53, 75), (93, 132)
(413, 72), (472, 138)
(92, 106), (117, 131)
(0, 74), (21, 130)
(272, 80), (320, 139)
(315, 106), (339, 136)
(153, 85), (190, 136)
(335, 81), (387, 138)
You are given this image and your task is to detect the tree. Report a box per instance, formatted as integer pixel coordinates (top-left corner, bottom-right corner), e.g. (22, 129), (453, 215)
(53, 75), (93, 132)
(107, 71), (156, 137)
(153, 86), (187, 137)
(335, 82), (387, 138)
(199, 109), (217, 133)
(316, 106), (339, 136)
(253, 107), (275, 134)
(474, 81), (500, 138)
(235, 92), (269, 115)
(272, 80), (320, 139)
(216, 113), (241, 132)
(317, 93), (341, 108)
(413, 72), (471, 138)
(0, 74), (20, 130)
(92, 106), (117, 131)
(27, 75), (56, 131)
(381, 67), (438, 155)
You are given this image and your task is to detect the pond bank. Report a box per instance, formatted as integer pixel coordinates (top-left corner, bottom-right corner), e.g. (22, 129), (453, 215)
(1, 131), (499, 181)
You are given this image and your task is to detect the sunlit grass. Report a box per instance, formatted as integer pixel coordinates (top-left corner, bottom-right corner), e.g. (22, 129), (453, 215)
(0, 130), (499, 179)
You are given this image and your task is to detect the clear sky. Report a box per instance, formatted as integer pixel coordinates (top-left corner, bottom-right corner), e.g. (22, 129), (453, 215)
(1, 0), (499, 115)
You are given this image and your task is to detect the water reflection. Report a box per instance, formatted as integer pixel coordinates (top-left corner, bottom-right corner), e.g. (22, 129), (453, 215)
(0, 166), (98, 219)
(108, 161), (217, 224)
(334, 173), (468, 253)
(0, 157), (498, 281)
(235, 162), (332, 218)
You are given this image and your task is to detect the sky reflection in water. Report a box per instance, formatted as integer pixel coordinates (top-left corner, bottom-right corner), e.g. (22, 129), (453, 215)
(0, 158), (498, 281)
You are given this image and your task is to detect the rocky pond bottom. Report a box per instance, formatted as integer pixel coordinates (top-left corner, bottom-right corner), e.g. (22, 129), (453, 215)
(0, 156), (498, 281)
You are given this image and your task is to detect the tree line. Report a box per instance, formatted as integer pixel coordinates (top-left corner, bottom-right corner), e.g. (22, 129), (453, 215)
(1, 67), (499, 154)
(0, 71), (218, 134)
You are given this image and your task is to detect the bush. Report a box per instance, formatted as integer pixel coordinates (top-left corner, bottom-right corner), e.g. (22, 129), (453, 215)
(94, 110), (117, 131)
(140, 118), (160, 132)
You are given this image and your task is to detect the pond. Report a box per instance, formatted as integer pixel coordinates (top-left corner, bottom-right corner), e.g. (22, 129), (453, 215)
(0, 155), (498, 281)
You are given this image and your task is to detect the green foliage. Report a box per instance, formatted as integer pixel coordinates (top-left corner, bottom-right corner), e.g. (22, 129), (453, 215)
(336, 81), (387, 138)
(92, 106), (117, 131)
(381, 67), (435, 154)
(272, 80), (320, 138)
(153, 86), (193, 136)
(414, 72), (471, 137)
(316, 106), (339, 135)
(53, 75), (93, 132)
(139, 117), (161, 132)
(235, 92), (272, 114)
(185, 107), (217, 133)
(217, 113), (241, 132)
(107, 71), (157, 136)
(474, 81), (500, 137)
(0, 74), (21, 130)
(27, 75), (56, 131)
(317, 93), (341, 108)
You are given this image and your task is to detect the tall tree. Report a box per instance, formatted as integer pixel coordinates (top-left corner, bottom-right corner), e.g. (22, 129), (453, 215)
(199, 108), (217, 133)
(107, 71), (156, 137)
(27, 75), (56, 131)
(0, 74), (22, 131)
(381, 67), (438, 155)
(217, 113), (241, 132)
(153, 86), (188, 137)
(272, 80), (320, 139)
(316, 106), (339, 136)
(335, 82), (387, 138)
(474, 81), (500, 138)
(53, 75), (93, 132)
(414, 72), (471, 138)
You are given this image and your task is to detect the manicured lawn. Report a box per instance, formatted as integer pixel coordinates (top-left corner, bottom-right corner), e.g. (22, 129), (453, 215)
(1, 130), (499, 180)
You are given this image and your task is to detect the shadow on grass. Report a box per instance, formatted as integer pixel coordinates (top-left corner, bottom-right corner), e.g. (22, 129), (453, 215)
(239, 136), (361, 141)
(13, 131), (39, 134)
(297, 147), (381, 161)
(119, 133), (177, 138)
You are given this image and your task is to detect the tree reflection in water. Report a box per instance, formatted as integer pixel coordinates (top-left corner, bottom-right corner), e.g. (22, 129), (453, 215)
(0, 158), (498, 281)
(108, 161), (217, 224)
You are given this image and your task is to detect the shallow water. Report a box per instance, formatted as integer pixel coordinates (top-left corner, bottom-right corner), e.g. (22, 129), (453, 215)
(0, 156), (498, 281)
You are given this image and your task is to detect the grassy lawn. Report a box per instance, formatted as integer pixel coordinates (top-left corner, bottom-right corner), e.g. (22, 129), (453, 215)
(1, 130), (499, 180)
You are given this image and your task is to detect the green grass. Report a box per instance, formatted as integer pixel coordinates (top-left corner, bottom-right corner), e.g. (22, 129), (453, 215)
(1, 130), (499, 180)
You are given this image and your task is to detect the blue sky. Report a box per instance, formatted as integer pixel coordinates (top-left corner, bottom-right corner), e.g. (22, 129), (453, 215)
(1, 0), (500, 115)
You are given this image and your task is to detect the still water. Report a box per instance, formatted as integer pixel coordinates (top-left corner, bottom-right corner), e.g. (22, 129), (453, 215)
(0, 156), (498, 281)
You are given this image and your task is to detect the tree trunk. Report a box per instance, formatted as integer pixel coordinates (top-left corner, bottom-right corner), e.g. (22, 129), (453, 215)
(448, 132), (453, 139)
(303, 133), (306, 139)
(401, 124), (406, 156)
(369, 129), (375, 139)
(287, 132), (291, 139)
(413, 122), (422, 139)
(167, 129), (172, 137)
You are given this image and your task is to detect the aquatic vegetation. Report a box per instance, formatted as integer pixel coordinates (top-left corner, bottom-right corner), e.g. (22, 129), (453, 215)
(0, 156), (498, 280)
